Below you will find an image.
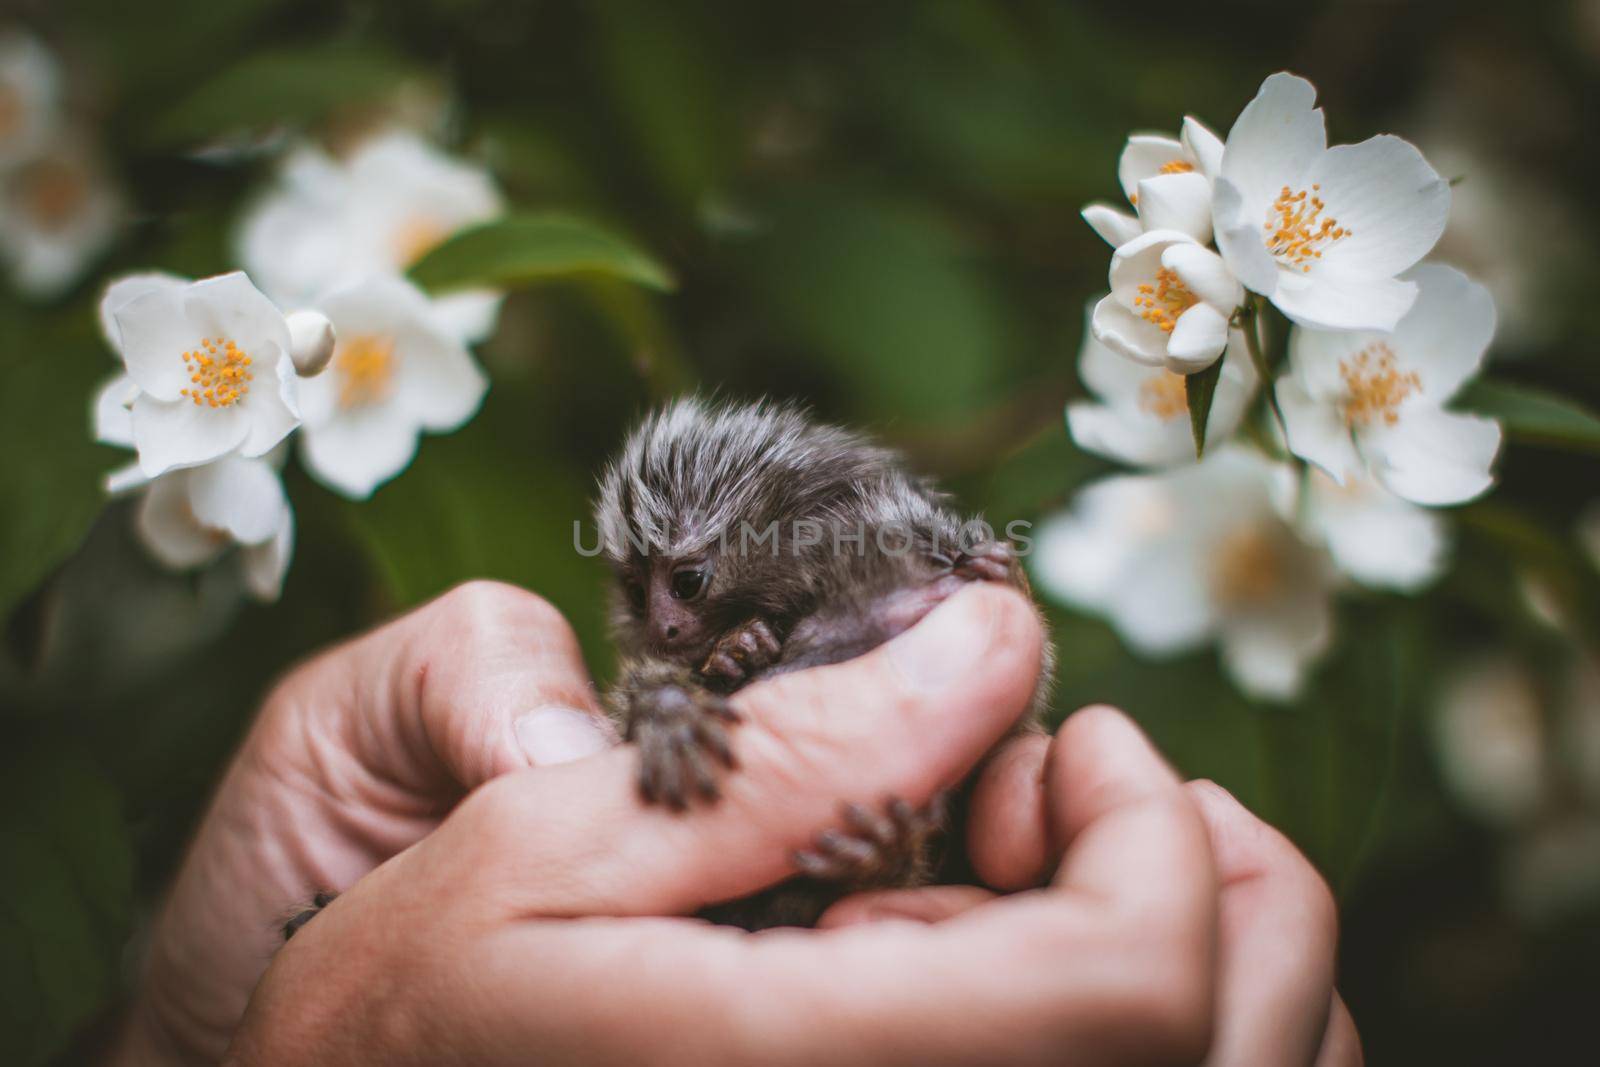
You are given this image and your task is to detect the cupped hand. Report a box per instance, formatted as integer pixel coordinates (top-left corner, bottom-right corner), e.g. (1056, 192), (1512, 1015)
(111, 581), (620, 1065)
(224, 585), (1240, 1066)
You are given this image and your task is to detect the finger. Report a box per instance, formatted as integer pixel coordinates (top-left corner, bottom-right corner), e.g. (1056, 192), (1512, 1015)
(1188, 780), (1340, 1067)
(270, 581), (616, 797)
(816, 885), (997, 928)
(1312, 994), (1363, 1067)
(965, 732), (1050, 890)
(405, 582), (1044, 918)
(450, 703), (1215, 1065)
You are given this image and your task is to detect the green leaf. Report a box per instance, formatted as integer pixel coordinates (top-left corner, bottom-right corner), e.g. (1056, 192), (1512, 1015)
(0, 308), (115, 621)
(0, 749), (132, 1065)
(149, 41), (423, 146)
(408, 214), (675, 295)
(1457, 378), (1600, 453)
(1184, 360), (1224, 458)
(743, 189), (1013, 420)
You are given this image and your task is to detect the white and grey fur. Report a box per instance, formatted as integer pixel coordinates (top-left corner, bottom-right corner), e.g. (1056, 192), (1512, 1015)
(597, 396), (1051, 930)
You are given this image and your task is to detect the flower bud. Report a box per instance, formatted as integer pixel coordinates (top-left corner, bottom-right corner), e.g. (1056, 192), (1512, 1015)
(286, 309), (336, 377)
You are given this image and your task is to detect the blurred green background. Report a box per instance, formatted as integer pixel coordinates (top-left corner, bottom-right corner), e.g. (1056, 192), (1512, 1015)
(2, 1), (1599, 1063)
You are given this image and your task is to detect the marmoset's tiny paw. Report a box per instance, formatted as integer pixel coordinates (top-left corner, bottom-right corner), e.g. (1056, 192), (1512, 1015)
(793, 794), (947, 885)
(282, 891), (338, 942)
(949, 539), (1016, 583)
(629, 685), (742, 811)
(700, 617), (782, 683)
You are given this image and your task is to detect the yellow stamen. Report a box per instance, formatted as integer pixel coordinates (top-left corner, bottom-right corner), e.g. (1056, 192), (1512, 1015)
(1138, 371), (1188, 421)
(1132, 268), (1198, 334)
(1211, 524), (1284, 608)
(1159, 159), (1195, 175)
(178, 336), (254, 408)
(1263, 184), (1350, 272)
(334, 334), (397, 410)
(393, 216), (448, 266)
(18, 155), (91, 232)
(1340, 341), (1419, 427)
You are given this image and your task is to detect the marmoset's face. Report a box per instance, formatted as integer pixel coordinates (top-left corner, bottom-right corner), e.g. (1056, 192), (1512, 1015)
(617, 551), (719, 657)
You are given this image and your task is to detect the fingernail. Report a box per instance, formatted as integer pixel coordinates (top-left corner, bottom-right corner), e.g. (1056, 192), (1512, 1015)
(515, 706), (614, 766)
(887, 587), (997, 691)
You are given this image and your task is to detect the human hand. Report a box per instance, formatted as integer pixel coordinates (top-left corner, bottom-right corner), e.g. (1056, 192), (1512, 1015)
(109, 581), (620, 1065)
(225, 584), (1242, 1066)
(831, 709), (1363, 1066)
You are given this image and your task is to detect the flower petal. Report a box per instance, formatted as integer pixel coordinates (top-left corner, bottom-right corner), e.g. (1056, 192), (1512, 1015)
(241, 508), (294, 602)
(1390, 263), (1497, 403)
(1067, 400), (1193, 467)
(1135, 171), (1214, 244)
(114, 286), (199, 400)
(395, 328), (488, 432)
(1308, 134), (1450, 281)
(1118, 134), (1185, 201)
(184, 271), (292, 363)
(430, 290), (503, 345)
(185, 455), (287, 545)
(98, 272), (186, 352)
(104, 461), (148, 496)
(1270, 269), (1417, 332)
(1287, 321), (1371, 401)
(1219, 73), (1326, 227)
(1212, 177), (1281, 296)
(134, 474), (226, 570)
(131, 394), (250, 477)
(1110, 534), (1217, 654)
(1082, 203), (1142, 248)
(1303, 470), (1448, 591)
(1165, 303), (1229, 372)
(240, 356), (302, 457)
(1078, 306), (1155, 401)
(1277, 376), (1362, 483)
(1220, 583), (1332, 702)
(1180, 116), (1224, 180)
(1362, 406), (1502, 506)
(1091, 293), (1167, 366)
(1161, 242), (1242, 311)
(299, 406), (421, 500)
(92, 372), (139, 447)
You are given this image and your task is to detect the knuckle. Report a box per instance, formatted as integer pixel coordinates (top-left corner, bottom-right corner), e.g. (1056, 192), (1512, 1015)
(430, 579), (565, 635)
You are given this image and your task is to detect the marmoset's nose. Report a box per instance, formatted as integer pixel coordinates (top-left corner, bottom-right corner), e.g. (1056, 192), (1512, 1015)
(648, 597), (700, 649)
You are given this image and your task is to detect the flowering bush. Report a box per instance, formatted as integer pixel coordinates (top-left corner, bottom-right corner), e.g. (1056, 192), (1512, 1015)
(1, 6), (1598, 1064)
(1035, 70), (1524, 702)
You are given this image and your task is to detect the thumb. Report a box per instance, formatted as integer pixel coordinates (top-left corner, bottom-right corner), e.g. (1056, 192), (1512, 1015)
(403, 581), (1044, 918)
(281, 581), (616, 799)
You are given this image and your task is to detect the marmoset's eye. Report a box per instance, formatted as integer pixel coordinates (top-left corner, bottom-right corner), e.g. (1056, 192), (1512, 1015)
(670, 567), (708, 601)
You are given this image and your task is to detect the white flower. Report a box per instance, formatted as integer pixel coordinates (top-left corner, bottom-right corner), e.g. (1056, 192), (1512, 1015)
(1212, 72), (1450, 332)
(1031, 446), (1335, 701)
(1068, 309), (1257, 466)
(238, 130), (505, 343)
(108, 271), (302, 478)
(0, 133), (120, 298)
(1276, 263), (1500, 506)
(1433, 655), (1545, 827)
(297, 275), (487, 499)
(0, 31), (59, 170)
(1083, 117), (1224, 247)
(1299, 467), (1448, 591)
(1091, 230), (1243, 372)
(127, 456), (295, 602)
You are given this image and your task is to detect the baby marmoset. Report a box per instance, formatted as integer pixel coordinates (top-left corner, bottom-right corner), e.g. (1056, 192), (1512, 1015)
(598, 397), (1052, 930)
